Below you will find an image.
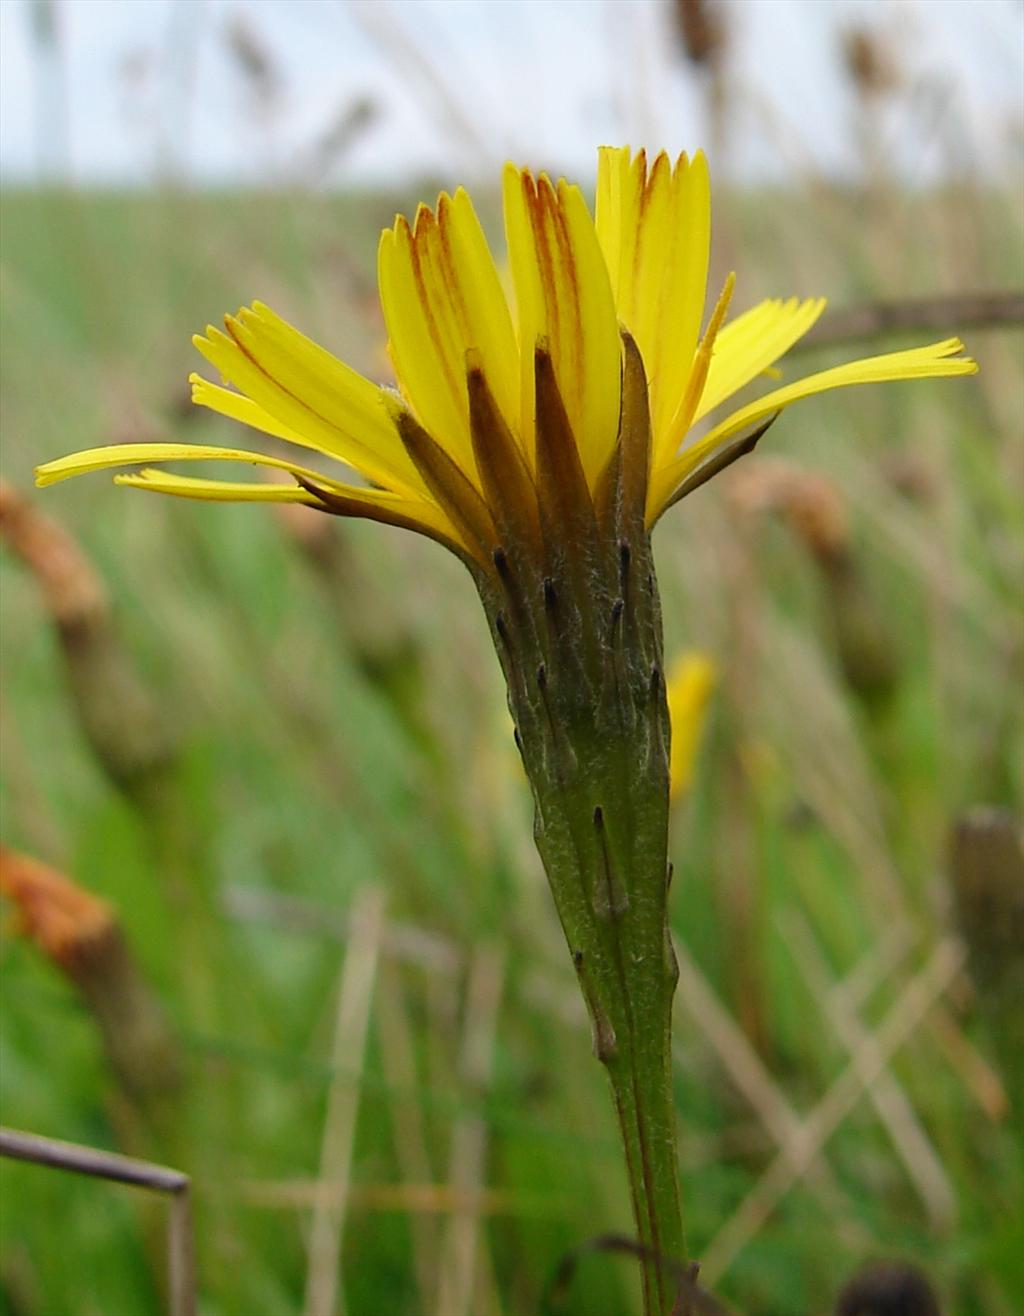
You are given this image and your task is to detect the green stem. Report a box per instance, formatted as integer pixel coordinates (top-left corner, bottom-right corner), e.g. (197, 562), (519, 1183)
(607, 1024), (685, 1314)
(466, 335), (687, 1313)
(480, 549), (685, 1314)
(535, 759), (685, 1315)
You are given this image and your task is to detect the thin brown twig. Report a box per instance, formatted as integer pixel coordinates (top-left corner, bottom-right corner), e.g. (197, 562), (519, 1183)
(796, 291), (1024, 352)
(0, 1127), (195, 1316)
(543, 1232), (734, 1316)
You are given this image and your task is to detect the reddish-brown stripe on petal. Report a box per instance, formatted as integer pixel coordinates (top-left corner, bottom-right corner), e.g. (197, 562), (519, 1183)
(224, 316), (346, 452)
(403, 210), (466, 420)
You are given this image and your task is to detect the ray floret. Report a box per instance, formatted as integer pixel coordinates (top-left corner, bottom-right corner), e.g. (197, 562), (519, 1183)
(36, 146), (976, 549)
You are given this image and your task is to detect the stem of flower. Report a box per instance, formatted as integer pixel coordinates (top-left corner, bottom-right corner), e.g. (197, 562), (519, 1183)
(532, 746), (685, 1316)
(480, 557), (685, 1314)
(608, 1054), (685, 1315)
(469, 337), (686, 1314)
(602, 938), (685, 1316)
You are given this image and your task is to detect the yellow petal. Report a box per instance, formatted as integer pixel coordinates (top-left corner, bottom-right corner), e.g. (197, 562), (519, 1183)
(114, 470), (326, 504)
(595, 146), (633, 304)
(667, 652), (717, 799)
(670, 152), (712, 409)
(648, 338), (978, 518)
(35, 441), (356, 490)
(696, 297), (827, 421)
(193, 305), (424, 497)
(627, 152), (674, 382)
(36, 440), (458, 543)
(596, 148), (711, 456)
(378, 191), (519, 480)
(649, 152), (712, 449)
(113, 469), (459, 543)
(699, 336), (978, 451)
(503, 167), (621, 486)
(595, 146), (645, 309)
(444, 190), (521, 434)
(657, 272), (735, 474)
(190, 374), (312, 447)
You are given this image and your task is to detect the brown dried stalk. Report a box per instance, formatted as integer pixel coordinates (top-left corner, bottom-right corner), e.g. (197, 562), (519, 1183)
(0, 848), (182, 1134)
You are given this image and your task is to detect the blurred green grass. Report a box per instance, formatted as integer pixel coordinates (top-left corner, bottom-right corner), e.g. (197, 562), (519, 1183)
(1, 179), (1022, 1316)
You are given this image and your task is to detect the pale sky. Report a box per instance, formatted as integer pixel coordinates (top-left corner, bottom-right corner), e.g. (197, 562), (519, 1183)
(1, 0), (1021, 188)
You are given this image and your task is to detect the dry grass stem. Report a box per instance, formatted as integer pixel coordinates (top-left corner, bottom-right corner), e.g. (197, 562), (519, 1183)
(436, 944), (506, 1316)
(238, 1179), (563, 1217)
(674, 946), (852, 1212)
(699, 937), (964, 1283)
(0, 479), (176, 792)
(376, 958), (443, 1307)
(222, 884), (460, 978)
(780, 909), (957, 1231)
(303, 886), (386, 1316)
(827, 921), (913, 1016)
(924, 1008), (1007, 1122)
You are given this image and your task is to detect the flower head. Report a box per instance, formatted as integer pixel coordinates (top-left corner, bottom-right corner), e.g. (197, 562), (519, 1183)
(37, 146), (976, 579)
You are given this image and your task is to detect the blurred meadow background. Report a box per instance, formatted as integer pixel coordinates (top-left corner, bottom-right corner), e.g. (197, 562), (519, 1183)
(1, 1), (1023, 1313)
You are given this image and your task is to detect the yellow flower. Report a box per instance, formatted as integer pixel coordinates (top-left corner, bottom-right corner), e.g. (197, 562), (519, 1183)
(666, 652), (717, 799)
(36, 147), (977, 570)
(30, 151), (979, 1301)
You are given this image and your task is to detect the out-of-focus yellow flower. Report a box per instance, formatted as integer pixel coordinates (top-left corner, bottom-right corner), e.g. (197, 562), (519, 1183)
(37, 147), (976, 566)
(666, 652), (717, 799)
